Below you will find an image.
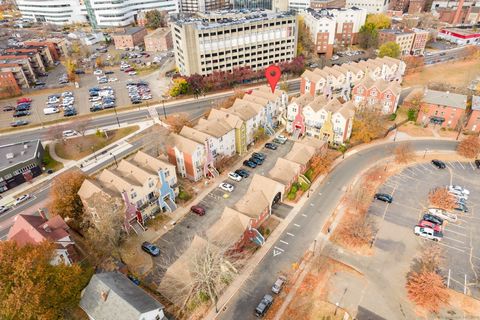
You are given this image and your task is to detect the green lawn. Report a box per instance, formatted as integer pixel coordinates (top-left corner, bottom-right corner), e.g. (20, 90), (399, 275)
(43, 145), (64, 171)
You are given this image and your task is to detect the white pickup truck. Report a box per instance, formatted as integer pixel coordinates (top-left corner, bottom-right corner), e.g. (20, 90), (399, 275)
(414, 226), (443, 242)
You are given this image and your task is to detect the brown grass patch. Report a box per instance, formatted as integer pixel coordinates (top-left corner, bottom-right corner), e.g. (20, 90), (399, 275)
(403, 58), (480, 88)
(398, 122), (434, 137)
(54, 125), (138, 160)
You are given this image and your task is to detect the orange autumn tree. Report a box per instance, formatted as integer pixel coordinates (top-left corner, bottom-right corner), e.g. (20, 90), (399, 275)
(48, 170), (86, 231)
(457, 135), (480, 159)
(428, 188), (456, 211)
(0, 241), (91, 320)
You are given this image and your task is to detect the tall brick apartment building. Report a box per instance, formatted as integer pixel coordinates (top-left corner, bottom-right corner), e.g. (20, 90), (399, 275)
(300, 7), (367, 59)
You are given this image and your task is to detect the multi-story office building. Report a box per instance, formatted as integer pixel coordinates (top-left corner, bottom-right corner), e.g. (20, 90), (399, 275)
(172, 10), (297, 76)
(288, 0), (311, 11)
(300, 7), (367, 58)
(310, 0), (346, 9)
(16, 0), (178, 27)
(378, 29), (415, 56)
(180, 0), (230, 13)
(346, 0), (390, 13)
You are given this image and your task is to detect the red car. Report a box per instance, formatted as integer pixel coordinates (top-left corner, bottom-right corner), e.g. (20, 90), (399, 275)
(124, 67), (135, 73)
(190, 205), (206, 216)
(418, 220), (442, 232)
(17, 97), (32, 103)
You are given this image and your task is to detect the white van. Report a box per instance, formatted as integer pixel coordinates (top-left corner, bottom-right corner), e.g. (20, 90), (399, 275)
(43, 107), (59, 115)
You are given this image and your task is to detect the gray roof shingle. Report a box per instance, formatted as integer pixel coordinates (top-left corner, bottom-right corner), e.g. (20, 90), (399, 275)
(80, 272), (164, 320)
(423, 90), (467, 109)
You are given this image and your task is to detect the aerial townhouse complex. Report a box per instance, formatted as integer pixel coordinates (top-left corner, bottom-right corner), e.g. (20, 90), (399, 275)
(300, 7), (367, 59)
(171, 9), (298, 76)
(16, 0), (178, 27)
(166, 86), (287, 181)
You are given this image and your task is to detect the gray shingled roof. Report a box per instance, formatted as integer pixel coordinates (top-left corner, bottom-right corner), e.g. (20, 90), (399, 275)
(472, 96), (480, 111)
(80, 272), (164, 320)
(422, 90), (467, 109)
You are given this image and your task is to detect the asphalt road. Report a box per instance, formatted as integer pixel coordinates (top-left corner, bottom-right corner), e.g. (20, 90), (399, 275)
(424, 46), (470, 65)
(217, 139), (458, 320)
(0, 81), (301, 146)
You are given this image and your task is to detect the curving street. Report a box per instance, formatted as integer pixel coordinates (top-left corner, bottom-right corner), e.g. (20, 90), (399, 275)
(215, 139), (458, 320)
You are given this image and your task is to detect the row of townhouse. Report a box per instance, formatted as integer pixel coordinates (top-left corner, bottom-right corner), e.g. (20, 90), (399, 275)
(78, 151), (178, 233)
(351, 76), (402, 115)
(301, 56), (406, 99)
(166, 86), (288, 181)
(413, 89), (480, 133)
(285, 94), (356, 145)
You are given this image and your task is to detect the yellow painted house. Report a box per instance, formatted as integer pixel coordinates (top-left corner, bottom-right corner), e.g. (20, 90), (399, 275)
(208, 108), (247, 155)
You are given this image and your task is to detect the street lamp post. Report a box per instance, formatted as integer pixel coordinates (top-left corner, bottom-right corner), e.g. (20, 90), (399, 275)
(91, 146), (97, 161)
(162, 98), (167, 119)
(423, 148), (428, 159)
(113, 105), (120, 128)
(110, 152), (118, 167)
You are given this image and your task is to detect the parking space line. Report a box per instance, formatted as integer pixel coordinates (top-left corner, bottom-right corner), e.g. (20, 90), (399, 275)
(411, 166), (425, 174)
(280, 240), (289, 245)
(438, 242), (465, 253)
(469, 162), (475, 170)
(443, 236), (465, 244)
(294, 223), (301, 227)
(286, 232), (295, 237)
(457, 161), (466, 170)
(274, 246), (284, 252)
(445, 229), (467, 237)
(301, 214), (307, 217)
(405, 168), (417, 176)
(447, 223), (466, 230)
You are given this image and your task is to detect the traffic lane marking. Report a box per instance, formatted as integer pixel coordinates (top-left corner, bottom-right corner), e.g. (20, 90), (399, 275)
(280, 240), (289, 245)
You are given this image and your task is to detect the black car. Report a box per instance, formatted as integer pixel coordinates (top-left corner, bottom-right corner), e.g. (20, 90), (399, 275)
(249, 157), (263, 165)
(74, 70), (85, 74)
(252, 152), (266, 161)
(37, 72), (48, 77)
(131, 99), (142, 104)
(16, 105), (30, 111)
(34, 81), (46, 86)
(431, 159), (446, 169)
(265, 143), (278, 150)
(141, 241), (160, 256)
(255, 294), (273, 317)
(64, 109), (77, 117)
(423, 213), (444, 226)
(105, 70), (114, 75)
(10, 120), (29, 127)
(16, 102), (31, 108)
(3, 105), (14, 112)
(13, 110), (30, 117)
(374, 193), (393, 203)
(90, 105), (103, 112)
(243, 160), (257, 168)
(475, 159), (480, 169)
(235, 169), (250, 178)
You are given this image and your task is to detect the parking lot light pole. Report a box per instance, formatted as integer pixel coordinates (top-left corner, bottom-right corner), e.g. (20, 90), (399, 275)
(162, 96), (167, 119)
(423, 148), (428, 159)
(91, 146), (97, 161)
(110, 152), (118, 167)
(113, 105), (120, 128)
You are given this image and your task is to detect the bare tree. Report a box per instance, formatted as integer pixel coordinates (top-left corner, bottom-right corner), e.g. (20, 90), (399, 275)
(428, 188), (456, 211)
(394, 143), (415, 164)
(73, 118), (92, 136)
(164, 112), (191, 134)
(457, 135), (480, 159)
(158, 236), (245, 315)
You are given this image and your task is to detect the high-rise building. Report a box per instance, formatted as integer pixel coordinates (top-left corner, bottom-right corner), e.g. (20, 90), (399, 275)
(172, 10), (297, 76)
(378, 29), (415, 56)
(16, 0), (179, 27)
(288, 0), (311, 12)
(180, 0), (230, 13)
(345, 0), (391, 13)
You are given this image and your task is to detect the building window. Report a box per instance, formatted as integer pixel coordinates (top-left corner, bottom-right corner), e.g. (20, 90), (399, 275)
(131, 191), (137, 199)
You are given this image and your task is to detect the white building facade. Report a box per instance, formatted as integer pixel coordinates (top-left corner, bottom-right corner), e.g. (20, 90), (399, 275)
(345, 0), (390, 13)
(17, 0), (179, 27)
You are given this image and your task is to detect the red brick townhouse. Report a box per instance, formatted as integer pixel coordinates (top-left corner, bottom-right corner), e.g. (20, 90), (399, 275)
(416, 90), (468, 129)
(465, 95), (480, 133)
(352, 77), (401, 114)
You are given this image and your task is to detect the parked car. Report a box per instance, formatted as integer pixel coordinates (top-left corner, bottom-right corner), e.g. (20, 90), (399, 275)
(374, 193), (393, 203)
(127, 274), (140, 286)
(413, 226), (443, 242)
(448, 185), (470, 195)
(235, 169), (250, 178)
(273, 135), (288, 144)
(249, 157), (263, 165)
(252, 152), (266, 161)
(141, 241), (160, 256)
(428, 208), (458, 223)
(219, 182), (234, 193)
(271, 276), (287, 294)
(265, 143), (278, 150)
(3, 105), (14, 112)
(418, 219), (442, 232)
(17, 97), (32, 103)
(105, 70), (114, 75)
(62, 130), (78, 137)
(93, 69), (103, 75)
(74, 69), (85, 74)
(13, 110), (30, 117)
(228, 172), (242, 182)
(431, 159), (446, 169)
(243, 160), (257, 168)
(64, 108), (77, 117)
(475, 159), (480, 169)
(190, 205), (206, 216)
(255, 294), (274, 317)
(422, 213), (443, 225)
(448, 189), (468, 200)
(453, 203), (469, 213)
(10, 120), (29, 127)
(128, 71), (137, 76)
(90, 105), (103, 112)
(14, 194), (31, 205)
(0, 206), (9, 214)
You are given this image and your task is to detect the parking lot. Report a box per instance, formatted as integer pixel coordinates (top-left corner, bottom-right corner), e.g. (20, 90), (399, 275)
(369, 160), (480, 298)
(145, 140), (295, 285)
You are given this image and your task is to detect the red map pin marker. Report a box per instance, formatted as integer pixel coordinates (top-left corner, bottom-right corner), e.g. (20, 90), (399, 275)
(265, 65), (281, 93)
